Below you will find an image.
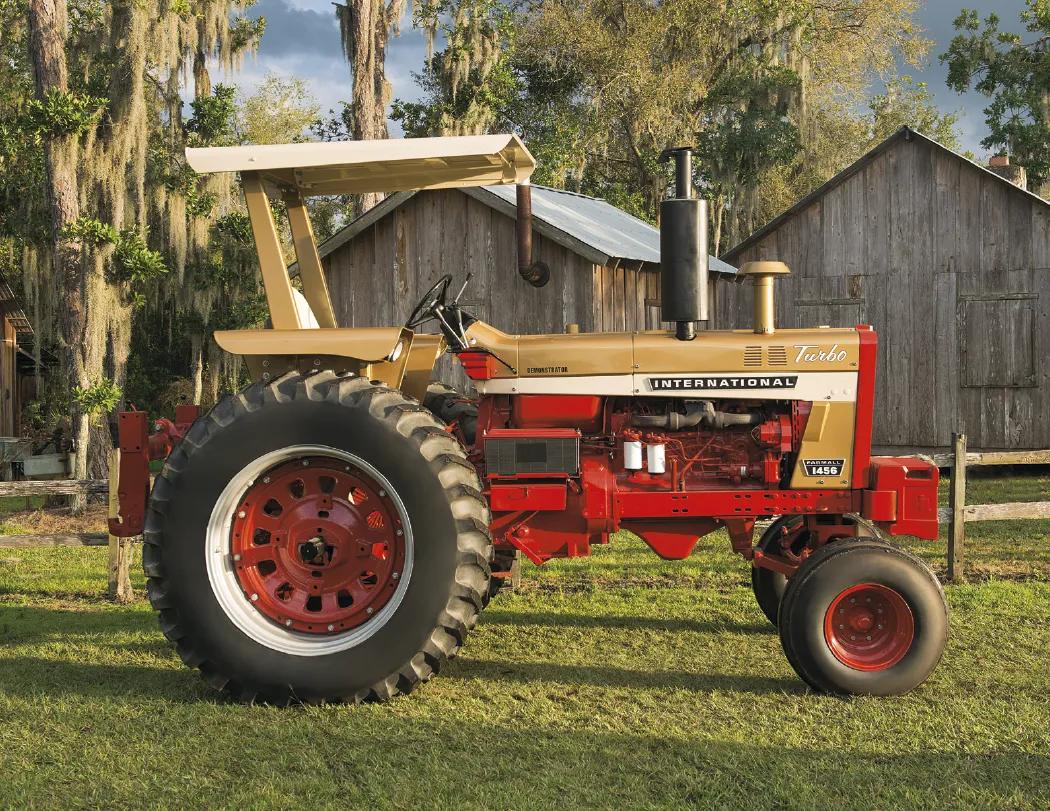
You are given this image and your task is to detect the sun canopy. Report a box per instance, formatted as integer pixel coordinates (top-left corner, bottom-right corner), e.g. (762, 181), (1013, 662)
(185, 134), (535, 196)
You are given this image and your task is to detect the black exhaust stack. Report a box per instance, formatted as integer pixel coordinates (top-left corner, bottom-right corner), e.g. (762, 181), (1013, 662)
(516, 182), (550, 288)
(658, 146), (708, 341)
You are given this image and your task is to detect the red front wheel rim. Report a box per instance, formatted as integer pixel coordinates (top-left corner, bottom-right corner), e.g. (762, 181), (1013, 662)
(823, 583), (915, 671)
(230, 455), (407, 635)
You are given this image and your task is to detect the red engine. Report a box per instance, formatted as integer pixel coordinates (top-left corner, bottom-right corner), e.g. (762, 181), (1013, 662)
(477, 394), (825, 565)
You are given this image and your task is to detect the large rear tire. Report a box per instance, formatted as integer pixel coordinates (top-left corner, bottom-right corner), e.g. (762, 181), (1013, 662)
(423, 382), (478, 446)
(143, 372), (491, 704)
(778, 539), (948, 696)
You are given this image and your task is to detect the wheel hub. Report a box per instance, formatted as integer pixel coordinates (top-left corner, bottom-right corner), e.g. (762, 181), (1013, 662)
(823, 583), (915, 671)
(229, 455), (406, 634)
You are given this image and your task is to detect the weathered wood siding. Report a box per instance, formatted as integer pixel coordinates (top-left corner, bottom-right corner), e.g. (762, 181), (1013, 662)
(0, 317), (17, 436)
(323, 188), (688, 388)
(721, 136), (1050, 452)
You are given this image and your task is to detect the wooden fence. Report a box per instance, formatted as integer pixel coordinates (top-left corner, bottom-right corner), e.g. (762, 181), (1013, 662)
(935, 434), (1050, 583)
(1, 437), (1047, 598)
(0, 448), (135, 602)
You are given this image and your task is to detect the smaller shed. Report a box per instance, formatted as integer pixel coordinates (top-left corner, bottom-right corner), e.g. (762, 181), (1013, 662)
(318, 184), (735, 339)
(0, 271), (34, 438)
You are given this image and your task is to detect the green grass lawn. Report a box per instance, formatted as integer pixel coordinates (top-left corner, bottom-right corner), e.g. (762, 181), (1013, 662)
(0, 473), (1047, 809)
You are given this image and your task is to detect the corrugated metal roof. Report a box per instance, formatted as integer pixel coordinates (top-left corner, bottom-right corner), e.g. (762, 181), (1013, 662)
(476, 185), (735, 274)
(306, 184), (736, 275)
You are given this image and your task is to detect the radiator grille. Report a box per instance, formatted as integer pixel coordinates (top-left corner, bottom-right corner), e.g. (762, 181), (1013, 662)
(485, 434), (580, 476)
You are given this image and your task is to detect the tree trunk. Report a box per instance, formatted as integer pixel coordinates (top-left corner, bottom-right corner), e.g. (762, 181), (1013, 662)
(189, 332), (204, 404)
(28, 0), (91, 510)
(338, 0), (395, 215)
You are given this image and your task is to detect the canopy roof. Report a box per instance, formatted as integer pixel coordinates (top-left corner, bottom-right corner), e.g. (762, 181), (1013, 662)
(185, 134), (535, 196)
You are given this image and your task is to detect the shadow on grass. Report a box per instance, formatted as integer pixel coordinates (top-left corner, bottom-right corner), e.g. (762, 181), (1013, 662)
(446, 657), (800, 695)
(0, 603), (155, 642)
(0, 603), (796, 701)
(481, 608), (771, 636)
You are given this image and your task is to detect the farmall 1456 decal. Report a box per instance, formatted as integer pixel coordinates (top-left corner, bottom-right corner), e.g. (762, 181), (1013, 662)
(802, 459), (845, 477)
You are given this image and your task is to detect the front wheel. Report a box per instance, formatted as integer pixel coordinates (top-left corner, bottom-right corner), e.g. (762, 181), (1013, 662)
(751, 515), (878, 627)
(778, 539), (948, 696)
(143, 372), (491, 704)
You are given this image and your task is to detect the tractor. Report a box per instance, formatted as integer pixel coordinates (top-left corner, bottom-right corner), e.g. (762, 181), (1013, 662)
(109, 135), (946, 704)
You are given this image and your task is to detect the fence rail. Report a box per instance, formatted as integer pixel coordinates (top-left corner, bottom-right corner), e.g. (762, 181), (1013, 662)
(0, 479), (108, 498)
(0, 450), (135, 602)
(2, 439), (1048, 592)
(940, 433), (1050, 583)
(0, 533), (108, 548)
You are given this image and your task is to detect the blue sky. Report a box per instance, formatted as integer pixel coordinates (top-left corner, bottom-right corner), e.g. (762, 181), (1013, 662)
(233, 0), (1029, 156)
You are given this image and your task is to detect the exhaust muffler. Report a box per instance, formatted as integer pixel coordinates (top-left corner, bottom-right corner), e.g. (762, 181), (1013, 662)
(658, 147), (708, 341)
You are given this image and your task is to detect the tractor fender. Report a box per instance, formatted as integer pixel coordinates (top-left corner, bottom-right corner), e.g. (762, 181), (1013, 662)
(213, 327), (444, 401)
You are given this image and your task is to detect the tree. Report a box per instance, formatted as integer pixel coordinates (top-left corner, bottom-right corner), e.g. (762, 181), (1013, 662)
(334, 0), (407, 214)
(506, 0), (927, 252)
(869, 76), (961, 149)
(391, 0), (515, 137)
(19, 0), (263, 486)
(237, 74), (320, 145)
(941, 2), (1050, 191)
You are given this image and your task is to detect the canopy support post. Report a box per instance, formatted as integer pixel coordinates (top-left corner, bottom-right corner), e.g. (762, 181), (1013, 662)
(284, 190), (338, 328)
(241, 172), (301, 330)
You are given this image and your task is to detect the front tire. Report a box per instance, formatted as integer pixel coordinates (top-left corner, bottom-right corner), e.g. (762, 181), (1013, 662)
(751, 515), (878, 627)
(778, 539), (948, 696)
(143, 372), (491, 704)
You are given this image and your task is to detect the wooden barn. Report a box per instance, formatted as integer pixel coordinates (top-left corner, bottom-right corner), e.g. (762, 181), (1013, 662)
(719, 127), (1050, 454)
(0, 270), (34, 438)
(316, 184), (735, 386)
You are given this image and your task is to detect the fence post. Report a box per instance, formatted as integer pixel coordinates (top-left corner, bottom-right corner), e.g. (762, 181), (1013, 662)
(107, 447), (134, 603)
(948, 432), (967, 583)
(510, 549), (522, 593)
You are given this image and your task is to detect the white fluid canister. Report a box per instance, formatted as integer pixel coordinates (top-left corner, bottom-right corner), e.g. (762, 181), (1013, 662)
(624, 440), (643, 470)
(647, 443), (666, 474)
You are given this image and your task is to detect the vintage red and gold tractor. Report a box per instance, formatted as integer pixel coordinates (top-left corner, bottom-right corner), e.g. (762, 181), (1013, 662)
(109, 136), (945, 704)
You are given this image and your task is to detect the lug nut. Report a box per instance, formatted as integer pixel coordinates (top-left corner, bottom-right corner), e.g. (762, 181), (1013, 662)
(237, 510), (246, 519)
(378, 489), (386, 497)
(262, 476), (270, 484)
(250, 593), (258, 601)
(327, 624), (335, 631)
(366, 607), (374, 615)
(396, 529), (403, 536)
(285, 619), (293, 627)
(233, 554), (241, 562)
(392, 572), (399, 580)
(302, 460), (309, 466)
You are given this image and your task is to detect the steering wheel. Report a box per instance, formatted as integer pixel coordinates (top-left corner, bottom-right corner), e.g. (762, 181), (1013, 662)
(406, 274), (453, 329)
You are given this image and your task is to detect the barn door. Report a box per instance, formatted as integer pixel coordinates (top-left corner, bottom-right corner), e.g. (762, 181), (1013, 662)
(953, 266), (1043, 449)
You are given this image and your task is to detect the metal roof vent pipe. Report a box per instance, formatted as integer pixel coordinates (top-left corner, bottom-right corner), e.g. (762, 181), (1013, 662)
(516, 181), (550, 287)
(658, 146), (708, 341)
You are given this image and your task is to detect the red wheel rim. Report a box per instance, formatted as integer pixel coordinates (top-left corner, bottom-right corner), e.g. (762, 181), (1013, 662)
(229, 455), (406, 634)
(823, 583), (915, 671)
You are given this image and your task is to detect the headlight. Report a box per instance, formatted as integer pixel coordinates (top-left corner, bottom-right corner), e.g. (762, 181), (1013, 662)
(388, 341), (404, 362)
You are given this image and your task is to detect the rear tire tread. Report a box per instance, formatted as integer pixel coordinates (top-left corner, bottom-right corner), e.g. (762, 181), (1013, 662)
(144, 372), (492, 705)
